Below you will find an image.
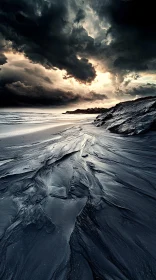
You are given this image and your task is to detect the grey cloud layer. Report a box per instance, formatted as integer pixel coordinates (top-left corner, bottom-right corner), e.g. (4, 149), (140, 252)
(0, 34), (8, 66)
(0, 57), (107, 107)
(0, 0), (96, 83)
(89, 0), (156, 82)
(0, 0), (156, 106)
(0, 81), (107, 107)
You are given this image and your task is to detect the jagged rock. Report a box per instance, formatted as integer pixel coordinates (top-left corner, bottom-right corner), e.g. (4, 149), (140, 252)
(94, 96), (156, 135)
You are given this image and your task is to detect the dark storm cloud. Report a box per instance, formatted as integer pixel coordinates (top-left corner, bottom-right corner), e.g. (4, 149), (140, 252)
(0, 79), (107, 107)
(0, 53), (7, 65)
(70, 26), (95, 53)
(1, 0), (156, 105)
(0, 82), (79, 107)
(0, 62), (52, 87)
(74, 8), (85, 24)
(0, 0), (96, 83)
(116, 83), (156, 98)
(24, 68), (52, 84)
(0, 56), (107, 107)
(127, 84), (156, 97)
(89, 0), (156, 86)
(0, 33), (8, 66)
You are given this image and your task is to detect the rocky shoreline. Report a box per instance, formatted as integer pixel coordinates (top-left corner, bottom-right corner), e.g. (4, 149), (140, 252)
(94, 96), (156, 135)
(63, 107), (108, 114)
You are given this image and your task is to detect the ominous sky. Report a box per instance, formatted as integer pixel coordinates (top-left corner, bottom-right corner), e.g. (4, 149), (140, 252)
(0, 0), (156, 107)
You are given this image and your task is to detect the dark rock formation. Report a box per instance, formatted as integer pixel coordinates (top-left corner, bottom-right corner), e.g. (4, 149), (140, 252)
(94, 96), (156, 135)
(64, 108), (108, 114)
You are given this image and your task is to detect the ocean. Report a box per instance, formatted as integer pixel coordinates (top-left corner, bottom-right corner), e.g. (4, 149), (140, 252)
(0, 109), (96, 138)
